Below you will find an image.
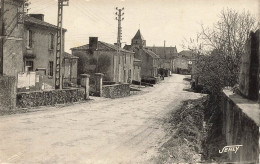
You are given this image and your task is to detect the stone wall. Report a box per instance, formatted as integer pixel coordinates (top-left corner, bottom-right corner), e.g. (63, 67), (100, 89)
(222, 89), (259, 163)
(0, 76), (16, 114)
(17, 88), (85, 108)
(102, 84), (130, 99)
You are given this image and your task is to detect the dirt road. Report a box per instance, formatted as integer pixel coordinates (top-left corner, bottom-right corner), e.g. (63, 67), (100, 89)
(0, 74), (203, 164)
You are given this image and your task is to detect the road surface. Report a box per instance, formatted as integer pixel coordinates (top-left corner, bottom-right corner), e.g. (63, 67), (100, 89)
(0, 74), (203, 164)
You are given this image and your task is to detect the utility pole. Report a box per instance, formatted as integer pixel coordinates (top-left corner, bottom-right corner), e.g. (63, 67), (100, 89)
(115, 7), (124, 48)
(115, 7), (124, 82)
(164, 40), (166, 59)
(55, 0), (69, 89)
(0, 0), (5, 75)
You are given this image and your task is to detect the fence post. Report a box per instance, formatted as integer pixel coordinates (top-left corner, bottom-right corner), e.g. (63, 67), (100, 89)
(80, 74), (90, 100)
(95, 73), (104, 97)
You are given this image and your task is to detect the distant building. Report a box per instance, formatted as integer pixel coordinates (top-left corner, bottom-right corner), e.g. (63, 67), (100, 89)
(124, 29), (160, 78)
(131, 29), (146, 49)
(146, 46), (178, 72)
(71, 37), (134, 83)
(173, 50), (194, 74)
(178, 50), (194, 59)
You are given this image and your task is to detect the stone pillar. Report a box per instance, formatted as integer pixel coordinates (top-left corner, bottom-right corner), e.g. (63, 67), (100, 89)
(239, 30), (259, 101)
(80, 74), (90, 100)
(95, 73), (104, 97)
(0, 76), (16, 114)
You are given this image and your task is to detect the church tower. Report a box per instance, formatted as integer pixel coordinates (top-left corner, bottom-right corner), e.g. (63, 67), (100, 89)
(131, 29), (146, 48)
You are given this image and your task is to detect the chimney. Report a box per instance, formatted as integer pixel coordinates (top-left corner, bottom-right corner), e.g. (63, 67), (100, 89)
(29, 14), (44, 21)
(89, 37), (98, 51)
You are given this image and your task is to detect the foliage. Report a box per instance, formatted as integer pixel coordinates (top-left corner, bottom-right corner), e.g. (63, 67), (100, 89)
(185, 9), (258, 95)
(153, 98), (207, 163)
(182, 9), (258, 162)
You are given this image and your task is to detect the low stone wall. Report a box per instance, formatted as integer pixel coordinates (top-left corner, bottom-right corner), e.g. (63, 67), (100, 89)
(222, 89), (259, 163)
(0, 76), (16, 114)
(102, 84), (130, 99)
(17, 88), (85, 108)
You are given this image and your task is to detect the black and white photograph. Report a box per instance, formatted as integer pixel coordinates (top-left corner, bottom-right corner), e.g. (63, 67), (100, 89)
(0, 0), (259, 163)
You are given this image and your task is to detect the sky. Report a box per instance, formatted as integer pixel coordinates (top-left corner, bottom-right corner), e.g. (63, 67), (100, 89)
(28, 0), (259, 53)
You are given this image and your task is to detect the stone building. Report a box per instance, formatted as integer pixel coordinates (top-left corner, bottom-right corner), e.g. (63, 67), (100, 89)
(22, 14), (77, 89)
(172, 50), (194, 74)
(146, 46), (178, 72)
(124, 29), (161, 78)
(71, 37), (134, 83)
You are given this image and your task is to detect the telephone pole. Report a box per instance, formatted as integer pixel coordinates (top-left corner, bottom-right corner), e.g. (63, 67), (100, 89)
(115, 7), (124, 48)
(55, 0), (69, 89)
(115, 7), (124, 82)
(0, 0), (5, 75)
(164, 40), (166, 59)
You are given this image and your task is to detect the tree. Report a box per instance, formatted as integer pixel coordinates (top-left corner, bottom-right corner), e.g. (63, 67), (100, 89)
(184, 8), (258, 94)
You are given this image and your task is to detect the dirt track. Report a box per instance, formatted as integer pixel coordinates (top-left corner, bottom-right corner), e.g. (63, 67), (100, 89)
(0, 74), (203, 164)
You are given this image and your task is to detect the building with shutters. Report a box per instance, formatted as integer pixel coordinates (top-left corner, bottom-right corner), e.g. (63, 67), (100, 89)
(71, 37), (134, 83)
(22, 14), (77, 89)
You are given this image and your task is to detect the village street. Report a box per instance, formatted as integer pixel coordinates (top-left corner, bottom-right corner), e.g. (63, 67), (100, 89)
(0, 74), (203, 164)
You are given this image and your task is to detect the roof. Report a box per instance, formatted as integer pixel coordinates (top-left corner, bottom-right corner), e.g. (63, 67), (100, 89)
(71, 41), (134, 53)
(132, 29), (145, 40)
(146, 46), (178, 59)
(24, 15), (67, 31)
(143, 48), (160, 59)
(64, 52), (78, 59)
(123, 44), (132, 51)
(179, 50), (193, 58)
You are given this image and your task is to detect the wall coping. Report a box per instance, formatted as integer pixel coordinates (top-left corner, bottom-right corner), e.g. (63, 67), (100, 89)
(103, 83), (129, 87)
(17, 88), (83, 94)
(223, 89), (260, 127)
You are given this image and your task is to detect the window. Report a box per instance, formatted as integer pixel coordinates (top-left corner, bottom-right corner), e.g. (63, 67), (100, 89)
(49, 61), (54, 76)
(49, 33), (54, 50)
(25, 61), (33, 71)
(27, 30), (32, 48)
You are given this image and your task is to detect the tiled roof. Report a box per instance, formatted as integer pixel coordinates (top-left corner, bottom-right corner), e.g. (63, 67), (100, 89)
(99, 41), (134, 53)
(123, 44), (132, 51)
(71, 41), (134, 53)
(146, 46), (178, 59)
(179, 50), (193, 58)
(132, 29), (144, 40)
(64, 52), (78, 59)
(71, 44), (89, 50)
(24, 15), (67, 31)
(143, 48), (160, 59)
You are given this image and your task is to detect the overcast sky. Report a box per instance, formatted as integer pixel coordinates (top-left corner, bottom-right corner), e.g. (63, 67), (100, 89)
(29, 0), (259, 53)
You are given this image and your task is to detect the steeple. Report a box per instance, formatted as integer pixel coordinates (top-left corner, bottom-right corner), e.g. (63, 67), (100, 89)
(133, 29), (144, 40)
(131, 29), (146, 48)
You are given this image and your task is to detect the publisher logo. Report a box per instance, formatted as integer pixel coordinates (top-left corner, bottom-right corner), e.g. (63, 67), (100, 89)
(219, 145), (243, 154)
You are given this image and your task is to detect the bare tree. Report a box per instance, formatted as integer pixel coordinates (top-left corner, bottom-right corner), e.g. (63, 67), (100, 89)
(184, 8), (258, 93)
